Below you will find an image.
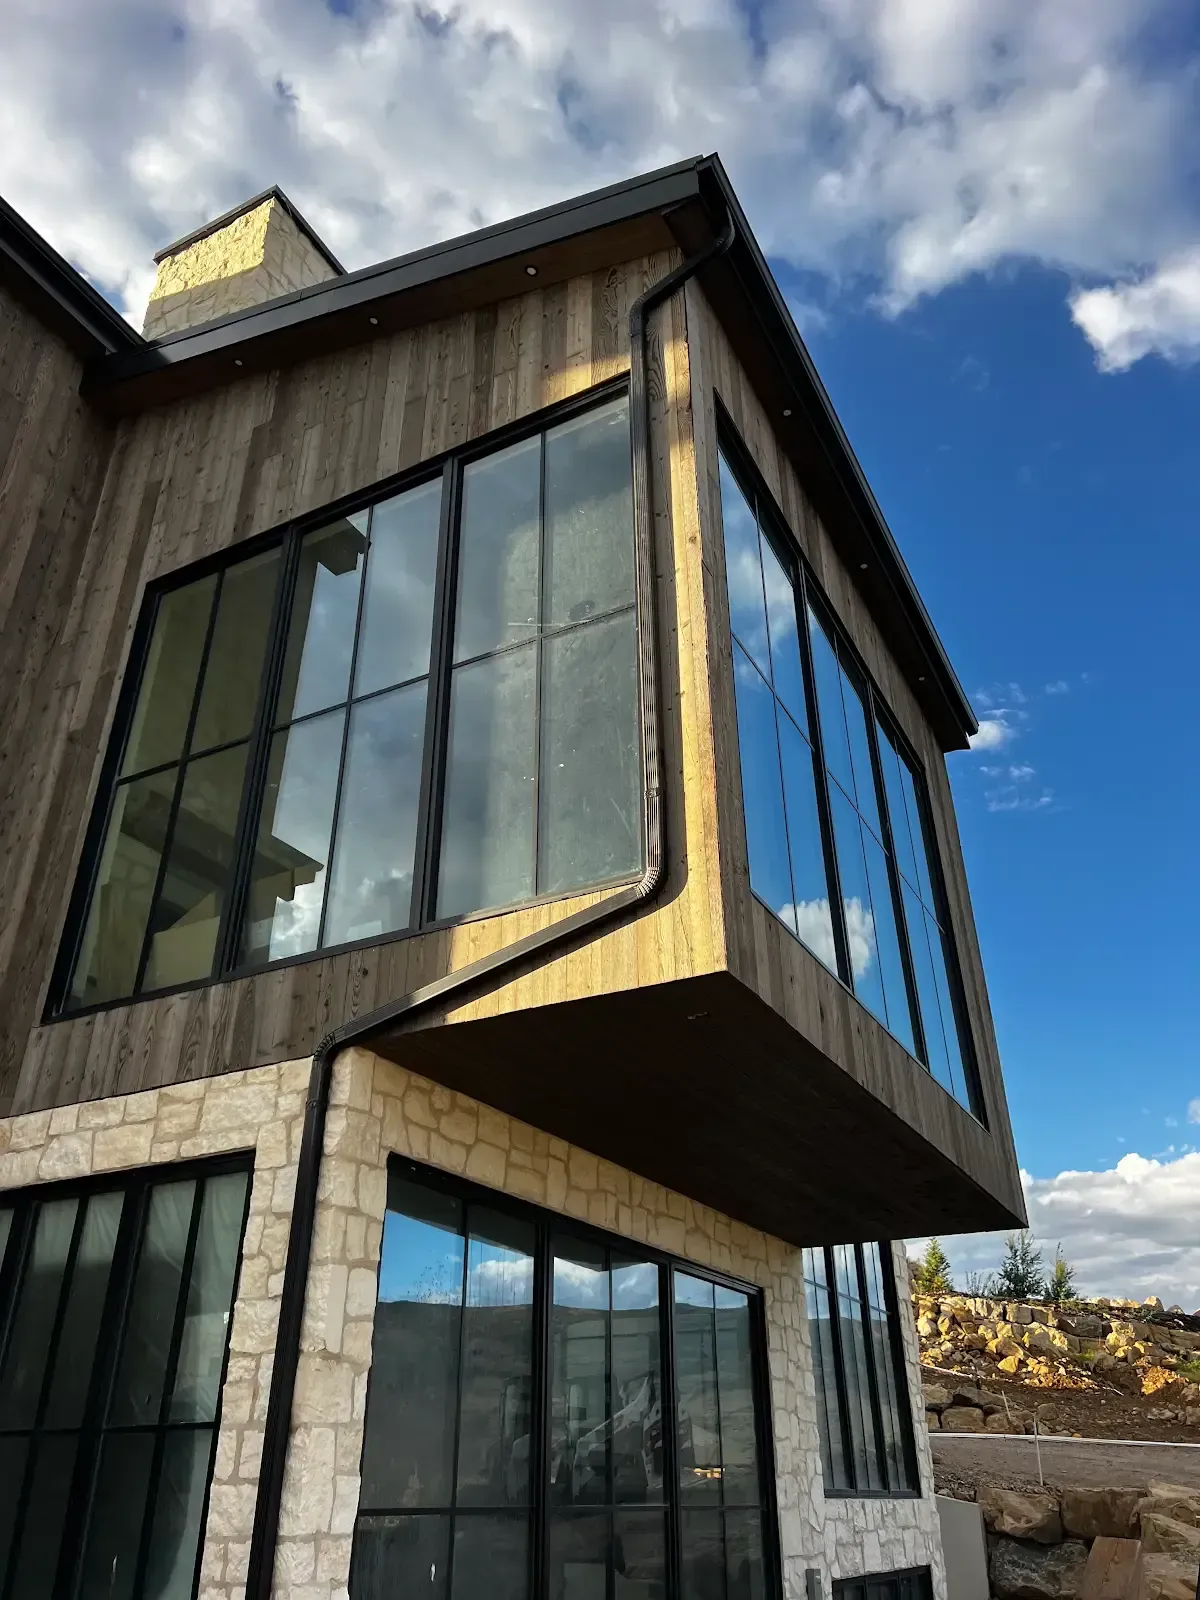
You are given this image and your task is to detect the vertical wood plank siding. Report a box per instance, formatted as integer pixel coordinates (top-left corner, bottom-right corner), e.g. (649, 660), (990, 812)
(1, 254), (731, 1114)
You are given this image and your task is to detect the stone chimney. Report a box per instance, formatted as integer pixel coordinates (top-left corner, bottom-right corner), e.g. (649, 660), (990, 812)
(143, 187), (343, 339)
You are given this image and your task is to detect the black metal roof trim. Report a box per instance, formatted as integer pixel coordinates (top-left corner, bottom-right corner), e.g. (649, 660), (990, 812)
(0, 192), (143, 358)
(152, 183), (346, 276)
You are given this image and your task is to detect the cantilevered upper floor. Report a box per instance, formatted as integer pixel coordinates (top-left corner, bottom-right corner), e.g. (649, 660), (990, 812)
(0, 157), (1025, 1244)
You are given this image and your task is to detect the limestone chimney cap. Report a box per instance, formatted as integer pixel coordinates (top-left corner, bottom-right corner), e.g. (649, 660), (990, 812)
(152, 185), (344, 276)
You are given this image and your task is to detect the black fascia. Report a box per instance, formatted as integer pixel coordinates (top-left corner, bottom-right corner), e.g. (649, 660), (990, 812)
(90, 156), (708, 385)
(0, 192), (143, 359)
(153, 183), (346, 274)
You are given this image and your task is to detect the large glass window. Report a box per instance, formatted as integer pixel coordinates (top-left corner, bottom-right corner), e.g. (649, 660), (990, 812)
(832, 1568), (931, 1600)
(801, 1242), (917, 1497)
(351, 1162), (775, 1600)
(717, 438), (979, 1117)
(60, 387), (641, 1013)
(0, 1159), (250, 1598)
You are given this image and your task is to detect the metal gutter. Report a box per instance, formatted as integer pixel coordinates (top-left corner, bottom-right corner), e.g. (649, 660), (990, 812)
(153, 183), (345, 274)
(242, 211), (737, 1600)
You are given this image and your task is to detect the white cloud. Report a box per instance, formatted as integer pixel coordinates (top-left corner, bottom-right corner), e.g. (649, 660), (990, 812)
(1188, 1099), (1200, 1125)
(0, 0), (1196, 358)
(1071, 249), (1200, 371)
(785, 895), (876, 980)
(1044, 680), (1071, 696)
(1007, 763), (1035, 782)
(985, 785), (1055, 813)
(911, 1150), (1200, 1308)
(968, 717), (1015, 752)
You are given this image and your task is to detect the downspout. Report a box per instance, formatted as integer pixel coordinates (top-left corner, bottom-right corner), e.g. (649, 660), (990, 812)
(244, 207), (735, 1600)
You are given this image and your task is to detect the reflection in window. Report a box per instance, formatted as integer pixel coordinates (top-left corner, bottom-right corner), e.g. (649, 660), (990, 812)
(801, 1242), (916, 1496)
(0, 1163), (249, 1599)
(832, 1569), (932, 1600)
(352, 1167), (774, 1600)
(718, 439), (980, 1117)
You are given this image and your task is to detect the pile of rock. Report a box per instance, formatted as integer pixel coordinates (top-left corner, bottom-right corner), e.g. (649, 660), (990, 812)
(968, 1480), (1200, 1600)
(914, 1294), (1200, 1425)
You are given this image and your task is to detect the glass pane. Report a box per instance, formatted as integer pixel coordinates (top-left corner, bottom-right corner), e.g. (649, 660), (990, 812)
(861, 831), (915, 1053)
(718, 453), (768, 674)
(78, 1432), (155, 1600)
(777, 711), (835, 972)
(122, 576), (217, 776)
(714, 1288), (760, 1506)
(680, 1510), (725, 1600)
(863, 1245), (908, 1492)
(726, 1509), (767, 1600)
(456, 1210), (536, 1507)
(170, 1170), (249, 1422)
(614, 1509), (666, 1597)
(839, 665), (882, 838)
(611, 1260), (663, 1506)
(674, 1274), (720, 1505)
(550, 1239), (609, 1508)
(242, 710), (344, 965)
(731, 645), (794, 934)
(44, 1190), (122, 1428)
(0, 1438), (28, 1583)
(110, 1180), (195, 1426)
(828, 786), (886, 1027)
(902, 888), (953, 1094)
(0, 1197), (78, 1429)
(143, 1428), (213, 1600)
(929, 916), (969, 1106)
(539, 612), (641, 896)
(544, 397), (634, 628)
(876, 725), (924, 899)
(803, 1250), (848, 1491)
(323, 682), (427, 947)
(548, 1513), (609, 1600)
(0, 1207), (12, 1271)
(277, 515), (369, 722)
(8, 1434), (75, 1599)
(454, 435), (540, 662)
(807, 608), (855, 802)
(451, 1514), (529, 1600)
(360, 1192), (466, 1510)
(437, 646), (536, 919)
(355, 479), (442, 696)
(833, 1245), (882, 1492)
(70, 766), (177, 1006)
(760, 536), (807, 734)
(191, 548), (282, 752)
(141, 742), (249, 992)
(351, 1513), (450, 1599)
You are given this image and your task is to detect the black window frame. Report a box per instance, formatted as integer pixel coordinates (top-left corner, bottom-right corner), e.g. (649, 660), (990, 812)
(352, 1154), (784, 1600)
(715, 404), (984, 1122)
(0, 1152), (253, 1600)
(803, 1242), (919, 1500)
(832, 1566), (933, 1600)
(48, 375), (643, 1021)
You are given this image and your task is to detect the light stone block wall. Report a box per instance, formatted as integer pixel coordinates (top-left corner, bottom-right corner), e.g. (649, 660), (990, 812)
(144, 196), (338, 338)
(0, 1048), (944, 1600)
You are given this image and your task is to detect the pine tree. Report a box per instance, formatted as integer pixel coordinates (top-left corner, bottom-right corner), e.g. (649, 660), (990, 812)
(994, 1231), (1045, 1299)
(1044, 1245), (1077, 1304)
(912, 1238), (954, 1296)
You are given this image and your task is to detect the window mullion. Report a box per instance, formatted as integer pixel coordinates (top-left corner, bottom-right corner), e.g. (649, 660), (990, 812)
(660, 1266), (682, 1600)
(822, 1246), (856, 1492)
(854, 1245), (889, 1493)
(441, 1213), (472, 1600)
(412, 460), (461, 929)
(532, 433), (548, 896)
(530, 1222), (552, 1600)
(796, 578), (853, 985)
(215, 532), (300, 978)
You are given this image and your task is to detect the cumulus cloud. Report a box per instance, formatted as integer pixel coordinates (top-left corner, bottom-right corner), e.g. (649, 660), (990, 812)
(1071, 249), (1200, 371)
(1189, 1099), (1200, 1125)
(985, 785), (1055, 813)
(911, 1150), (1200, 1307)
(968, 717), (1016, 752)
(1044, 680), (1071, 696)
(0, 0), (1197, 355)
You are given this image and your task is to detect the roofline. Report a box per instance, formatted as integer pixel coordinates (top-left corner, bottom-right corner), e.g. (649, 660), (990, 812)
(152, 184), (346, 276)
(0, 192), (143, 358)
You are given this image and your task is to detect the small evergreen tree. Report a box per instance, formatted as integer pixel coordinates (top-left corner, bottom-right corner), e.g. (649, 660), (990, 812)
(963, 1270), (997, 1297)
(912, 1238), (954, 1296)
(994, 1231), (1045, 1299)
(1044, 1245), (1077, 1304)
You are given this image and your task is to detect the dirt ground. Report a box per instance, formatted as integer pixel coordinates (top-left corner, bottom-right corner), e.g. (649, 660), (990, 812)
(926, 1367), (1200, 1445)
(932, 1433), (1200, 1496)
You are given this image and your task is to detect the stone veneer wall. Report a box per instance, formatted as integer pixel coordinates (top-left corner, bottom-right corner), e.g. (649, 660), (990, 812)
(0, 1049), (944, 1600)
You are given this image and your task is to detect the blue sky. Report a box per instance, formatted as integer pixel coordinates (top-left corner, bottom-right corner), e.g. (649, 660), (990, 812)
(4, 0), (1198, 1296)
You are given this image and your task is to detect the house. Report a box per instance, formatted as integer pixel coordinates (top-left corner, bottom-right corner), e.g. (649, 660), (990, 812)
(0, 156), (1024, 1600)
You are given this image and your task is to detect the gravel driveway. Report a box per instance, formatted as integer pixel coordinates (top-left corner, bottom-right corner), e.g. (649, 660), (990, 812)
(932, 1432), (1200, 1491)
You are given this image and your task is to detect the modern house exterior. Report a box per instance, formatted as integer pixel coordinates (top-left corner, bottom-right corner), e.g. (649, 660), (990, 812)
(0, 156), (1024, 1600)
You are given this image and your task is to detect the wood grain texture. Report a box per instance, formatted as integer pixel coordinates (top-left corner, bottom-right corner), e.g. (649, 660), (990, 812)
(3, 253), (730, 1116)
(684, 278), (1023, 1224)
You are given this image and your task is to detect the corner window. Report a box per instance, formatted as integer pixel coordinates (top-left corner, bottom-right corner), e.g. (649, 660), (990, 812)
(802, 1243), (917, 1497)
(58, 387), (641, 1013)
(351, 1162), (777, 1599)
(0, 1160), (250, 1597)
(717, 438), (980, 1115)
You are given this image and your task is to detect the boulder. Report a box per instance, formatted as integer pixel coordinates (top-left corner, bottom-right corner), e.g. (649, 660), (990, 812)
(1008, 1304), (1035, 1325)
(940, 1405), (986, 1432)
(1138, 1553), (1200, 1600)
(990, 1538), (1088, 1599)
(917, 1313), (938, 1338)
(925, 1409), (941, 1431)
(951, 1382), (1004, 1412)
(998, 1353), (1024, 1375)
(1141, 1485), (1200, 1528)
(1142, 1515), (1200, 1557)
(1143, 1367), (1186, 1398)
(1145, 1296), (1165, 1312)
(985, 1410), (1016, 1433)
(922, 1382), (951, 1411)
(1062, 1312), (1105, 1338)
(991, 1335), (1024, 1358)
(1060, 1486), (1140, 1540)
(979, 1488), (1064, 1544)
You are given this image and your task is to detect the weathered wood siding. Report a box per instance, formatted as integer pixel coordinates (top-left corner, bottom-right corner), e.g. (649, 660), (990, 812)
(685, 279), (1021, 1214)
(4, 255), (729, 1114)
